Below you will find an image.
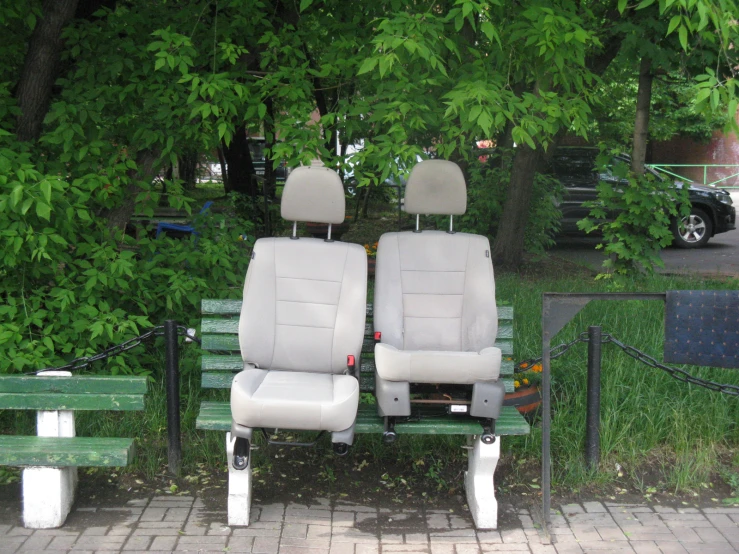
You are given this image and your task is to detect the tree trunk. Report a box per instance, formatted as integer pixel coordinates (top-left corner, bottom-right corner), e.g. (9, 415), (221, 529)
(106, 150), (157, 236)
(631, 56), (652, 174)
(178, 150), (198, 190)
(15, 0), (79, 142)
(222, 125), (257, 196)
(491, 144), (544, 269)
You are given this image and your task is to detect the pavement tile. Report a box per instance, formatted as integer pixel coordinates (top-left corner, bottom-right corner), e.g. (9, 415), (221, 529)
(479, 544), (529, 551)
(629, 541), (661, 554)
(381, 545), (429, 552)
(15, 535), (53, 550)
(149, 535), (178, 550)
(121, 535), (152, 550)
(355, 545), (380, 554)
(653, 541), (689, 554)
(252, 536), (280, 554)
(573, 540), (635, 552)
(476, 531), (503, 543)
(683, 544), (737, 554)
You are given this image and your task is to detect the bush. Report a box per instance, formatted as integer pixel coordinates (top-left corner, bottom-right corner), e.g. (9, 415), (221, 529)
(0, 144), (253, 375)
(456, 148), (563, 255)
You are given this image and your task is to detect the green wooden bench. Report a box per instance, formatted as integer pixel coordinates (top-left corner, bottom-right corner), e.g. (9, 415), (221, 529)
(0, 373), (147, 529)
(197, 299), (529, 528)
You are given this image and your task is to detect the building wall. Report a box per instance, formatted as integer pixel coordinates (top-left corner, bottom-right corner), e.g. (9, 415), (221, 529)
(650, 111), (739, 187)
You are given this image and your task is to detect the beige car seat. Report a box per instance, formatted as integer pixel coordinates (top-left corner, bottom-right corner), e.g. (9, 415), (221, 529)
(230, 162), (367, 469)
(373, 160), (506, 443)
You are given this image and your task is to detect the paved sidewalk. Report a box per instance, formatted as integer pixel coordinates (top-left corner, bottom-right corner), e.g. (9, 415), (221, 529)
(2, 496), (739, 553)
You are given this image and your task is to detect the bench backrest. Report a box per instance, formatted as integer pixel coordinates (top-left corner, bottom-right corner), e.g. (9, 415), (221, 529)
(0, 375), (147, 411)
(201, 300), (515, 393)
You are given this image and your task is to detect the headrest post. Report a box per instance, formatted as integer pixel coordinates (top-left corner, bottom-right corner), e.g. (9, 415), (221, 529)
(291, 221), (298, 240)
(448, 215), (455, 234)
(325, 223), (334, 242)
(413, 214), (421, 233)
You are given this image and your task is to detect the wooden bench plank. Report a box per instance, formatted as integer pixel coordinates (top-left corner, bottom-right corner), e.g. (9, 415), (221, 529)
(196, 401), (529, 435)
(201, 354), (515, 377)
(0, 376), (147, 394)
(0, 394), (145, 411)
(354, 405), (530, 435)
(0, 436), (135, 467)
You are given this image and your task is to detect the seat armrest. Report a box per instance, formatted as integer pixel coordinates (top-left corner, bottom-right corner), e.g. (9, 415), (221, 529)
(374, 343), (501, 384)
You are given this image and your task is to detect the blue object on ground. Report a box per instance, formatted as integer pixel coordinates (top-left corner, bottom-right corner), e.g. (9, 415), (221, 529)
(155, 201), (213, 238)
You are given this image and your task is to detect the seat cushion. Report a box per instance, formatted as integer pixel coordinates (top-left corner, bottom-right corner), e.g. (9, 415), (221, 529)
(374, 343), (501, 384)
(230, 368), (359, 432)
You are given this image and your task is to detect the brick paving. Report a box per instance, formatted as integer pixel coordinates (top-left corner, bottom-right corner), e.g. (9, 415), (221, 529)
(2, 497), (739, 553)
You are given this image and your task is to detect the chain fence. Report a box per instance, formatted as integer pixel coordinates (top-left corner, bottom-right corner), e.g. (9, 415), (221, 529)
(30, 325), (199, 376)
(516, 331), (739, 396)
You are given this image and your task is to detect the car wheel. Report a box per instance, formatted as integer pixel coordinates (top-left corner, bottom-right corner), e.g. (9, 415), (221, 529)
(671, 208), (713, 249)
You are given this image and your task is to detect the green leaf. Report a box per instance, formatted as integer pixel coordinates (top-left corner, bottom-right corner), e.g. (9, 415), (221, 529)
(10, 185), (23, 208)
(40, 181), (52, 204)
(678, 25), (688, 51)
(258, 103), (267, 120)
(154, 58), (166, 71)
(21, 197), (33, 215)
(36, 202), (51, 221)
(617, 0), (627, 11)
(667, 15), (681, 35)
(299, 0), (313, 11)
(358, 57), (378, 75)
(635, 0), (656, 9)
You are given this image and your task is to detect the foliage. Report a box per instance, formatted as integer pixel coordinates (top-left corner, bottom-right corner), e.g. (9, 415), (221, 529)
(0, 141), (253, 374)
(576, 149), (690, 281)
(591, 64), (729, 147)
(457, 149), (563, 255)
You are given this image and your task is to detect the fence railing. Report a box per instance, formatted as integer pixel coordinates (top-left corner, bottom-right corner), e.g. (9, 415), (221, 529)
(646, 163), (739, 189)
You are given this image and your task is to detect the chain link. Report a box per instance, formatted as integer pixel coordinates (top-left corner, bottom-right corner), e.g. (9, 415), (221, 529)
(33, 325), (198, 375)
(516, 331), (739, 397)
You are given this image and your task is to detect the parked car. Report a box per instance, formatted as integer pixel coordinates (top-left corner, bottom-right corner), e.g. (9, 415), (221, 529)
(550, 147), (736, 248)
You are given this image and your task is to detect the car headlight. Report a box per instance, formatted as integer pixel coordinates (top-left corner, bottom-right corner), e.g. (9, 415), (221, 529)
(712, 191), (733, 205)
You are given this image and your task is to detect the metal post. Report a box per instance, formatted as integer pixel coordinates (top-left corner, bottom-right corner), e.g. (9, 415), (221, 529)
(164, 320), (181, 476)
(541, 336), (551, 525)
(585, 326), (602, 470)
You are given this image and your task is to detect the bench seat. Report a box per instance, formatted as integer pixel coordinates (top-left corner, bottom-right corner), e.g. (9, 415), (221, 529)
(0, 436), (135, 467)
(196, 401), (529, 436)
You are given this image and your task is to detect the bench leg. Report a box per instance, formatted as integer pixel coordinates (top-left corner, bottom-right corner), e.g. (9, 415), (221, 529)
(226, 432), (252, 526)
(464, 434), (500, 530)
(23, 407), (78, 529)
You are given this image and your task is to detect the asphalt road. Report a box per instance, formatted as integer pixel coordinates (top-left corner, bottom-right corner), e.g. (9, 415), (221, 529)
(549, 191), (739, 277)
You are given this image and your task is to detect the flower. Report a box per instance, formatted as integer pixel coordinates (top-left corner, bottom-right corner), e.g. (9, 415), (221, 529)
(365, 241), (378, 258)
(512, 360), (542, 390)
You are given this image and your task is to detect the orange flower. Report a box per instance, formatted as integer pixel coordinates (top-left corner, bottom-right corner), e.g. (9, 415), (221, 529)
(532, 363), (542, 373)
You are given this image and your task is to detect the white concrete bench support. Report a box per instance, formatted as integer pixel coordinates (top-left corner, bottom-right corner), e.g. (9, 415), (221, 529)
(226, 432), (252, 526)
(465, 434), (501, 530)
(22, 371), (79, 529)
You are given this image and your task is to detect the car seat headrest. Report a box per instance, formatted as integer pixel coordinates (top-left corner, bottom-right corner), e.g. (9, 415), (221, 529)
(404, 160), (467, 216)
(281, 161), (345, 224)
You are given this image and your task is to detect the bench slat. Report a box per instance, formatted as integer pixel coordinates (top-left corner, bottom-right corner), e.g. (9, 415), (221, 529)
(0, 394), (145, 411)
(202, 300), (512, 321)
(0, 436), (135, 467)
(0, 376), (147, 394)
(196, 401), (529, 435)
(202, 354), (515, 377)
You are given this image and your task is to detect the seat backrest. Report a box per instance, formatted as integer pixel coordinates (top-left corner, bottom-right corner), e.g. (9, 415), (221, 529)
(238, 163), (367, 373)
(374, 160), (497, 352)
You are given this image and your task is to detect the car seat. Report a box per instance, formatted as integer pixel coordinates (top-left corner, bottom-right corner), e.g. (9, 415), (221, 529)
(373, 159), (506, 443)
(230, 161), (367, 470)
